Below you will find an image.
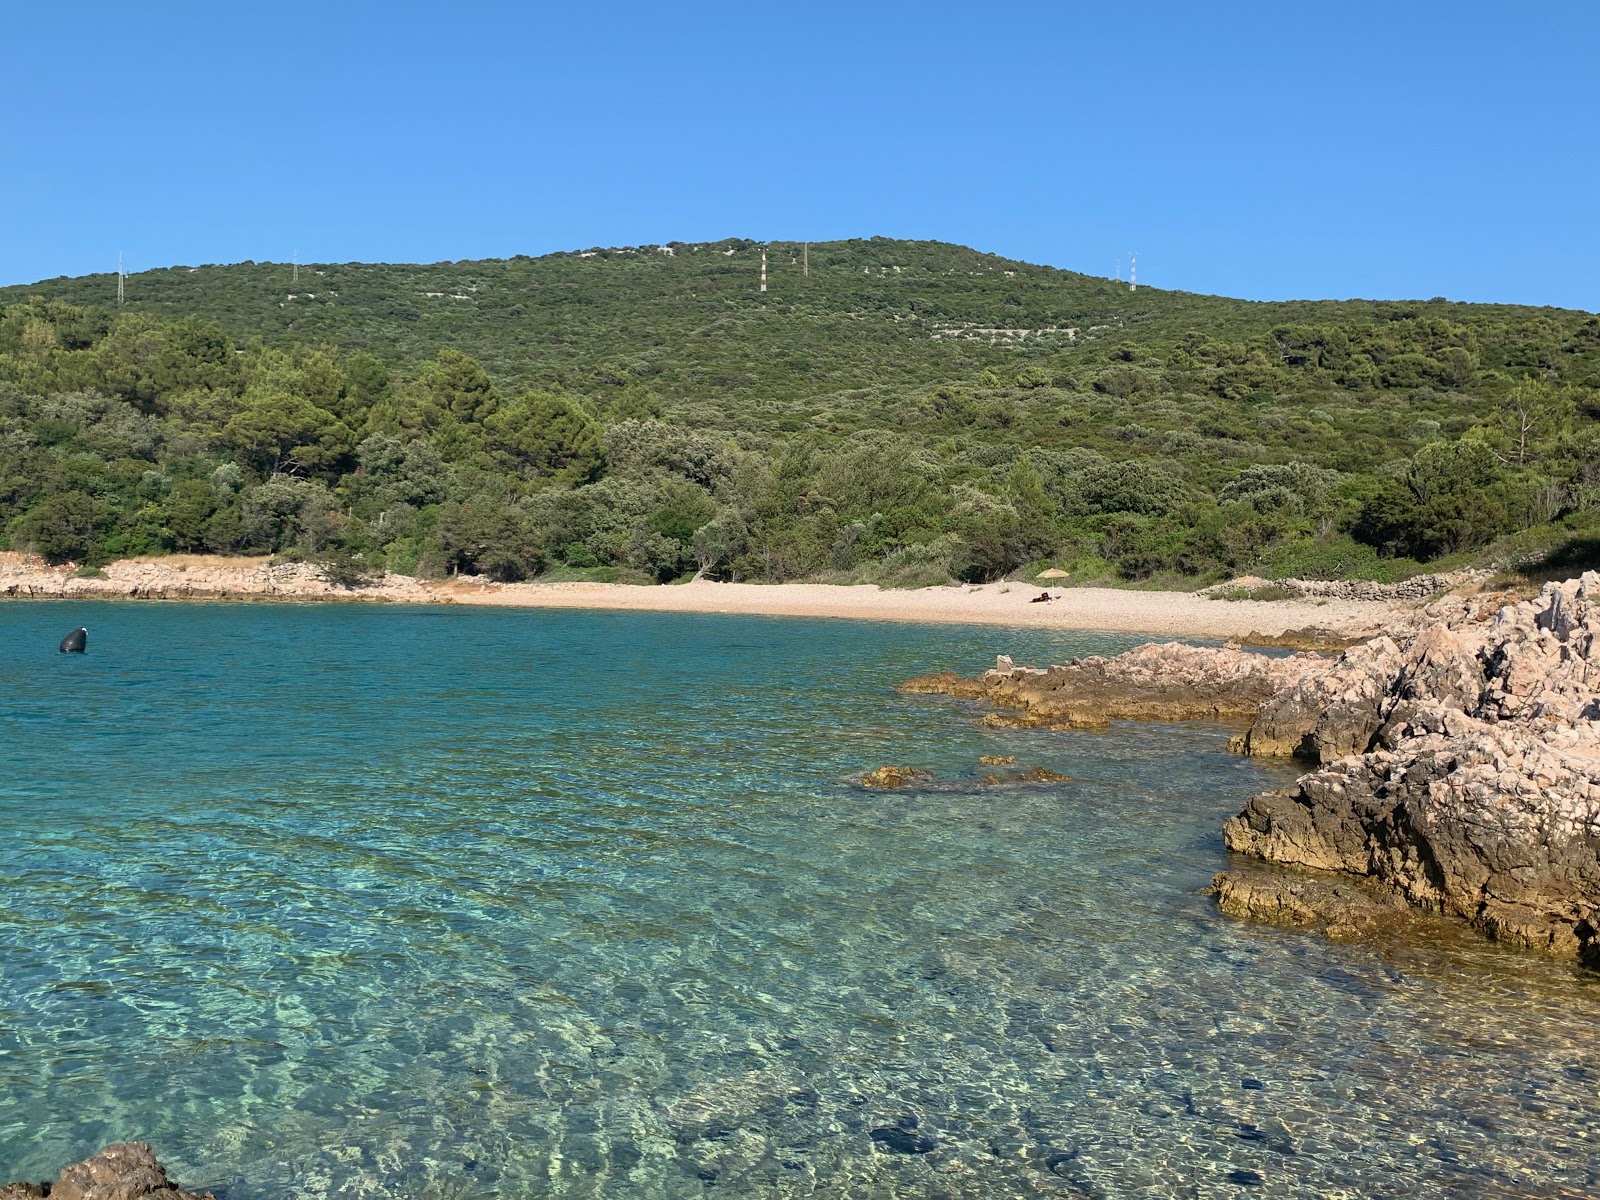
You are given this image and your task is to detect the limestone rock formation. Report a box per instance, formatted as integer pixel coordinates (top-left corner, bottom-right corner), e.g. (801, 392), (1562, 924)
(902, 577), (1600, 966)
(1221, 574), (1600, 964)
(1, 1143), (212, 1200)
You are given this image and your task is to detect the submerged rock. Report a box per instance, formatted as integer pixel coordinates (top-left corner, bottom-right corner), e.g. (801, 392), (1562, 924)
(979, 767), (1071, 785)
(855, 764), (1069, 790)
(870, 1126), (937, 1155)
(979, 754), (1017, 765)
(1207, 862), (1427, 943)
(0, 1143), (212, 1200)
(857, 765), (935, 789)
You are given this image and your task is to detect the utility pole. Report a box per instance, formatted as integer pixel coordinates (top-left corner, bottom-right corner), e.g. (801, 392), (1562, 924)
(760, 246), (767, 293)
(116, 251), (125, 310)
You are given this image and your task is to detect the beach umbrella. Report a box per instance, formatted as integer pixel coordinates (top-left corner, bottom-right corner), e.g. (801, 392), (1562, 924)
(1035, 568), (1070, 580)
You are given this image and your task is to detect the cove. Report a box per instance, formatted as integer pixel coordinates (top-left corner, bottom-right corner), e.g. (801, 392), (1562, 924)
(1, 602), (1596, 1198)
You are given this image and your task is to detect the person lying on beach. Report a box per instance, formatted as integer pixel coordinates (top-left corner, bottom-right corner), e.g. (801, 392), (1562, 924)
(1030, 591), (1053, 603)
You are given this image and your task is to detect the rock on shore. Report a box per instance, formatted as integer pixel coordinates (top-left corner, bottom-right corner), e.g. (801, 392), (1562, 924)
(903, 577), (1600, 967)
(1221, 576), (1600, 964)
(0, 552), (431, 603)
(899, 643), (1324, 730)
(1, 1143), (212, 1200)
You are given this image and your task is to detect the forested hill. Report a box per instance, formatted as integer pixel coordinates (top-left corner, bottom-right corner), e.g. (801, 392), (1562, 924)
(9, 239), (1595, 404)
(2, 237), (1598, 587)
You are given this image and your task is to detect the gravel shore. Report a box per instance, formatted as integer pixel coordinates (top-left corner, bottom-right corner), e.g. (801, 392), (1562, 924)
(0, 553), (1406, 638)
(448, 577), (1401, 637)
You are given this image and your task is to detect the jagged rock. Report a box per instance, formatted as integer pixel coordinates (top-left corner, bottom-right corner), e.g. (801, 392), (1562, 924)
(857, 765), (934, 789)
(1225, 710), (1600, 960)
(978, 755), (1016, 765)
(1230, 637), (1400, 759)
(900, 642), (1323, 731)
(0, 1143), (212, 1200)
(1225, 574), (1600, 963)
(904, 575), (1600, 966)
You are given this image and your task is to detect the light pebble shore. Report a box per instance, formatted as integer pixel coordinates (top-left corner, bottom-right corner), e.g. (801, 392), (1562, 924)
(0, 553), (1404, 638)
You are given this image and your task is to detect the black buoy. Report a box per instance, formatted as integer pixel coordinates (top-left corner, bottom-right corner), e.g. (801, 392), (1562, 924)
(59, 627), (87, 653)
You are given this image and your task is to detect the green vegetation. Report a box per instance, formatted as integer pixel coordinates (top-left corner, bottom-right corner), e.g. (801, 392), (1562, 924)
(2, 238), (1597, 584)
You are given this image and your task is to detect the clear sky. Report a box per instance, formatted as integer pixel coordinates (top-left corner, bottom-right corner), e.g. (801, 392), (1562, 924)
(3, 1), (1596, 309)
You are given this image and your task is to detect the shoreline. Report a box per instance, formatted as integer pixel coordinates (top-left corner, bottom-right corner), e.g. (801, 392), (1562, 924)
(0, 553), (1407, 639)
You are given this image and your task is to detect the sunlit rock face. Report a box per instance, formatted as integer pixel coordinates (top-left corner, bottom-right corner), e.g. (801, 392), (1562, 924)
(0, 1143), (213, 1200)
(903, 576), (1600, 965)
(1222, 574), (1600, 965)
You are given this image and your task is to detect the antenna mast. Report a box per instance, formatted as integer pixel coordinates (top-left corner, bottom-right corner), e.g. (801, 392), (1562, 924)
(803, 241), (809, 278)
(116, 251), (125, 310)
(1129, 252), (1136, 292)
(760, 246), (768, 293)
(1114, 256), (1120, 282)
(292, 249), (299, 285)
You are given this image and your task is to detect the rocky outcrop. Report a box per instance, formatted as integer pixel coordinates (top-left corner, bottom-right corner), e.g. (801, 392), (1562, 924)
(0, 552), (433, 603)
(903, 577), (1600, 967)
(1229, 592), (1526, 760)
(1, 1143), (212, 1200)
(1229, 635), (1405, 759)
(1220, 575), (1600, 964)
(900, 643), (1324, 731)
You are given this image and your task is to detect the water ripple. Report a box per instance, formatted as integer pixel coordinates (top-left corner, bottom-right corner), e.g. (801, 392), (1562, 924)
(1, 602), (1596, 1197)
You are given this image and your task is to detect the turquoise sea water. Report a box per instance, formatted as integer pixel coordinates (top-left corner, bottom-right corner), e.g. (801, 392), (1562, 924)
(1, 601), (1596, 1199)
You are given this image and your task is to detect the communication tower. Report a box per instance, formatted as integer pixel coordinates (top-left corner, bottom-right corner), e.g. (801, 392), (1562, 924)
(1130, 252), (1136, 292)
(760, 247), (768, 293)
(293, 249), (299, 285)
(116, 252), (125, 310)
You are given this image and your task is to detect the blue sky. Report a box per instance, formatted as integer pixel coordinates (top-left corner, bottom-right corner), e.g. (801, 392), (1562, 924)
(3, 1), (1596, 309)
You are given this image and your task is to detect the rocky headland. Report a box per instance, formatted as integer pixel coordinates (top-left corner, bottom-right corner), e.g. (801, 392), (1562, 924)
(0, 1143), (211, 1200)
(904, 576), (1600, 969)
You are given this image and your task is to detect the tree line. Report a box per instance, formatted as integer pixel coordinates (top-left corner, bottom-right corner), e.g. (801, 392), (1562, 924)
(3, 244), (1598, 587)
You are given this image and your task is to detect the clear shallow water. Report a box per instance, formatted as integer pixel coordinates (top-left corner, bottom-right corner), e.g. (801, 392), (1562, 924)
(0, 602), (1596, 1199)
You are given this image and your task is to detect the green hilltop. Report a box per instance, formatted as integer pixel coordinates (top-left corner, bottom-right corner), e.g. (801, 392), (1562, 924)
(2, 237), (1597, 586)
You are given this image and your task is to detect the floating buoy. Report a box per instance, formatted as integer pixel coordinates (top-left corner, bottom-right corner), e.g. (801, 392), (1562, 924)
(59, 627), (87, 653)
